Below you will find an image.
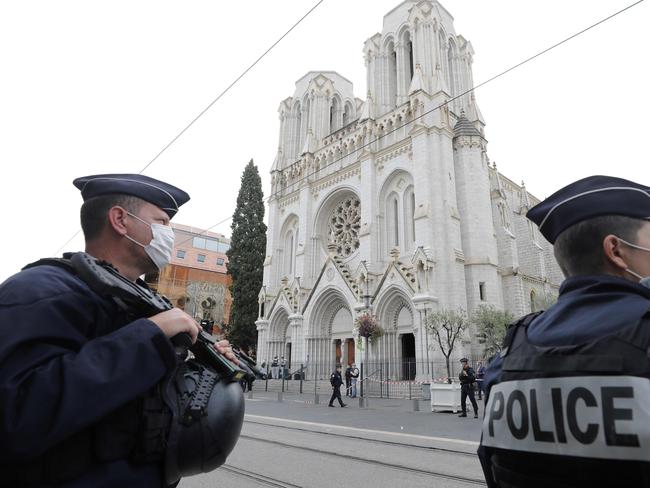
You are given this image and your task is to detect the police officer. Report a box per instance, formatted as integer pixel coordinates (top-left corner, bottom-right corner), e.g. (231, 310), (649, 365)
(458, 358), (479, 418)
(0, 174), (238, 487)
(328, 365), (347, 408)
(478, 175), (650, 488)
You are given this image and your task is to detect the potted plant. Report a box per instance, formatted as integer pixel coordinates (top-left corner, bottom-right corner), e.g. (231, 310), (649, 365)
(425, 309), (468, 413)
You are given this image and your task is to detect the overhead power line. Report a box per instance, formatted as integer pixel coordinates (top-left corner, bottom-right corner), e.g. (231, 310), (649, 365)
(183, 0), (644, 246)
(54, 0), (325, 255)
(138, 0), (324, 174)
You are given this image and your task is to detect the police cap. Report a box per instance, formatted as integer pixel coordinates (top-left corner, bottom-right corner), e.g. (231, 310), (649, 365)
(460, 358), (469, 363)
(73, 173), (190, 218)
(527, 175), (650, 244)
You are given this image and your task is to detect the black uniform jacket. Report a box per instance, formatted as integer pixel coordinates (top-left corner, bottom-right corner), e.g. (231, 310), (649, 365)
(330, 371), (343, 388)
(0, 263), (177, 487)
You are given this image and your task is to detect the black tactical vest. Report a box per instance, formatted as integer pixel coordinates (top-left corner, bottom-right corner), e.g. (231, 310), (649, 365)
(482, 311), (650, 488)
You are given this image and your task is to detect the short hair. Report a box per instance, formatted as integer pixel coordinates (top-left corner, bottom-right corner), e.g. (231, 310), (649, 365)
(80, 194), (144, 241)
(553, 215), (645, 277)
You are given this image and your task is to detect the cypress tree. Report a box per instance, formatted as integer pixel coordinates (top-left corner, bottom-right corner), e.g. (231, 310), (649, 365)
(226, 160), (267, 351)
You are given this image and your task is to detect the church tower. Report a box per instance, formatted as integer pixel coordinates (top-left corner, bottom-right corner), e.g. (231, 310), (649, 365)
(256, 0), (562, 386)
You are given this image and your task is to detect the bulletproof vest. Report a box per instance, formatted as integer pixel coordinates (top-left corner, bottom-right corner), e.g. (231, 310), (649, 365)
(482, 312), (650, 488)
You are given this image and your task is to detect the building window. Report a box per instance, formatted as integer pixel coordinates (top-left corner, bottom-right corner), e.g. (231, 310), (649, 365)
(479, 282), (486, 301)
(197, 254), (206, 263)
(217, 258), (225, 266)
(193, 236), (207, 249)
(176, 249), (186, 259)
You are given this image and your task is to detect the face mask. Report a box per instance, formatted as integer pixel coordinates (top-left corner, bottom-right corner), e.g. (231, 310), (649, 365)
(617, 237), (650, 289)
(125, 212), (175, 270)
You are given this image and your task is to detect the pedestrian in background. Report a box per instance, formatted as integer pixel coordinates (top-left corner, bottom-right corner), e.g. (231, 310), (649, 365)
(271, 356), (279, 379)
(458, 358), (479, 418)
(350, 363), (359, 398)
(328, 364), (347, 408)
(344, 363), (352, 396)
(476, 361), (486, 400)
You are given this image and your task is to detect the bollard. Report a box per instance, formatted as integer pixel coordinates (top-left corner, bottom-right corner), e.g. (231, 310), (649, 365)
(359, 397), (364, 408)
(248, 390), (253, 400)
(412, 398), (419, 412)
(314, 393), (319, 404)
(277, 391), (283, 402)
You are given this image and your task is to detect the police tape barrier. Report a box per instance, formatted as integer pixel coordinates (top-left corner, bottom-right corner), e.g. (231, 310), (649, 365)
(482, 376), (650, 460)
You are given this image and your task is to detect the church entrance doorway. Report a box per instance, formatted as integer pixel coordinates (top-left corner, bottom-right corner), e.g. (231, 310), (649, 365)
(346, 339), (355, 365)
(334, 339), (342, 366)
(401, 333), (416, 380)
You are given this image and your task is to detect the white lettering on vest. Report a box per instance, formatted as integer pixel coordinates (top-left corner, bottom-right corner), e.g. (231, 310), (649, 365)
(482, 376), (650, 461)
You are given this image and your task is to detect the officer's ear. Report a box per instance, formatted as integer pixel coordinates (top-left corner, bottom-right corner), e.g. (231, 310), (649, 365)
(107, 206), (130, 238)
(602, 234), (630, 273)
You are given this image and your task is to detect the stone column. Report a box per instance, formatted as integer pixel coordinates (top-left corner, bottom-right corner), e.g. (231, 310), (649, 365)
(412, 293), (436, 380)
(289, 313), (304, 369)
(255, 319), (270, 365)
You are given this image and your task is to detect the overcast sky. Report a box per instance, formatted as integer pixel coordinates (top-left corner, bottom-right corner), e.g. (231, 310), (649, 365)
(0, 0), (647, 282)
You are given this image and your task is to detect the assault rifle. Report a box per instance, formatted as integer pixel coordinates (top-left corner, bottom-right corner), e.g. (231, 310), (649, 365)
(67, 252), (266, 383)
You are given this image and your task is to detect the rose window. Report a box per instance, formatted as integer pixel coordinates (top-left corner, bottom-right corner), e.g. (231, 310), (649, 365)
(328, 197), (361, 257)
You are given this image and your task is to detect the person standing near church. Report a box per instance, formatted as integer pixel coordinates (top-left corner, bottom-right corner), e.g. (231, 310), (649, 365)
(458, 358), (479, 418)
(344, 363), (352, 396)
(350, 363), (359, 398)
(0, 173), (238, 486)
(328, 365), (346, 407)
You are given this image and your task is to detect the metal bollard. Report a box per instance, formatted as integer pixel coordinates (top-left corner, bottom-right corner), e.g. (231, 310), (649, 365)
(314, 393), (319, 404)
(359, 397), (364, 408)
(277, 391), (283, 402)
(412, 398), (419, 412)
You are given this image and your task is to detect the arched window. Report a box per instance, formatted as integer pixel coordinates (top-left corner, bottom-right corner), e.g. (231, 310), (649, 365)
(405, 32), (414, 84)
(342, 101), (353, 127)
(403, 186), (415, 251)
(329, 97), (339, 133)
(284, 231), (294, 277)
(388, 195), (400, 248)
(388, 42), (397, 108)
(447, 43), (456, 96)
(293, 102), (301, 159)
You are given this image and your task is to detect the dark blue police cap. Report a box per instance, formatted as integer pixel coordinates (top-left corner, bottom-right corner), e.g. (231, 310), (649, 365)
(73, 173), (190, 218)
(460, 358), (469, 363)
(527, 175), (650, 244)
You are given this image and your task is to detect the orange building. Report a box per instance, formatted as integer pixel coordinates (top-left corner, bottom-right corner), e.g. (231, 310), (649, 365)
(146, 223), (232, 332)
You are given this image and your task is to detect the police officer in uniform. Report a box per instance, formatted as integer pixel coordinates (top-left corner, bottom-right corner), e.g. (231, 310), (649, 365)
(478, 175), (650, 488)
(458, 358), (479, 418)
(328, 365), (347, 408)
(0, 174), (238, 487)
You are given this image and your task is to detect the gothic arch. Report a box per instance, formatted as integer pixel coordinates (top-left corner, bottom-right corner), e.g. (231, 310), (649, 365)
(268, 306), (291, 340)
(378, 169), (415, 258)
(374, 286), (414, 332)
(280, 214), (299, 278)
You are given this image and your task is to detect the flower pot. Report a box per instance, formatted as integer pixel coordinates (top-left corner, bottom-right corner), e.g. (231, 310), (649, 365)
(430, 382), (462, 413)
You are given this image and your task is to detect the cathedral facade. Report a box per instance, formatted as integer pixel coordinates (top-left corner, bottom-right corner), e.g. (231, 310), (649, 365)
(256, 0), (563, 380)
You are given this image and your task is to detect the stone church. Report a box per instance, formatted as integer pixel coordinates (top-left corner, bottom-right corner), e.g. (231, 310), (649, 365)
(255, 0), (563, 380)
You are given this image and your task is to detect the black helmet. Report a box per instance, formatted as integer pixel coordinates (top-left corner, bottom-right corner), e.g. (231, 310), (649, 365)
(163, 359), (245, 484)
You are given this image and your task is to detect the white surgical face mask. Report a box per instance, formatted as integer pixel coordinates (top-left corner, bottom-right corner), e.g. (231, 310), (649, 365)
(617, 237), (650, 289)
(125, 212), (174, 270)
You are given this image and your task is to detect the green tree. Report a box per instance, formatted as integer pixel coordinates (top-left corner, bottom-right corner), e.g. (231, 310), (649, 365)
(425, 309), (468, 381)
(226, 160), (267, 350)
(473, 305), (515, 358)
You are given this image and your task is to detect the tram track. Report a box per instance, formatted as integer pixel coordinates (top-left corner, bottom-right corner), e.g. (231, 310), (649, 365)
(221, 464), (303, 488)
(244, 418), (477, 458)
(238, 434), (487, 486)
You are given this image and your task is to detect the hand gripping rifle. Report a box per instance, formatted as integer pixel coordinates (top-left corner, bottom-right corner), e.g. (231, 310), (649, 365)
(68, 252), (266, 382)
